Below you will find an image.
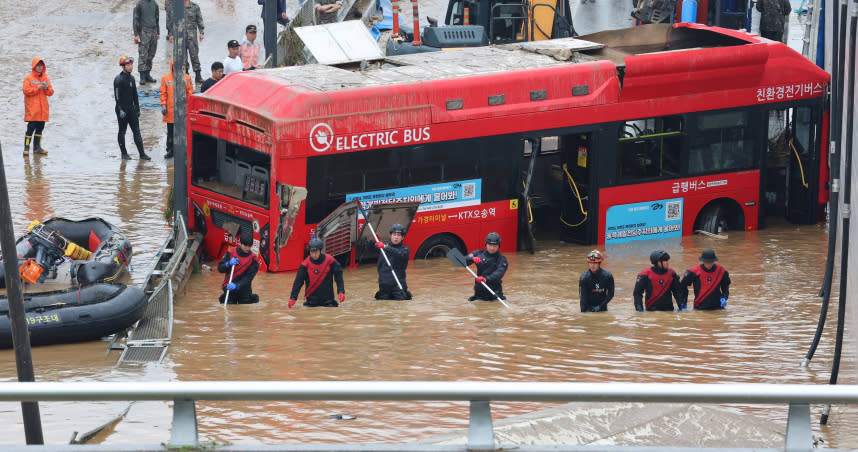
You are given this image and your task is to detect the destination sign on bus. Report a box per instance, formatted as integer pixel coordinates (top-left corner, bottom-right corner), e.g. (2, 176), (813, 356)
(346, 179), (481, 212)
(605, 198), (683, 244)
(310, 122), (431, 152)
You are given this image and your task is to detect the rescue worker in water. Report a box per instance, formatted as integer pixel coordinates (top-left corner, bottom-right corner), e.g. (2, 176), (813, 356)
(218, 234), (260, 304)
(466, 232), (508, 301)
(579, 249), (614, 312)
(680, 249), (731, 310)
(633, 250), (685, 311)
(375, 223), (412, 300)
(289, 239), (346, 308)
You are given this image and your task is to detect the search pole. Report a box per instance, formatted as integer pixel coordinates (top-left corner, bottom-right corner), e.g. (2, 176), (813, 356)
(0, 141), (44, 444)
(172, 0), (189, 224)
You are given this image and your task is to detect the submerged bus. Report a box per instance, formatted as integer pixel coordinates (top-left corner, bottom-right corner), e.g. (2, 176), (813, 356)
(186, 23), (829, 272)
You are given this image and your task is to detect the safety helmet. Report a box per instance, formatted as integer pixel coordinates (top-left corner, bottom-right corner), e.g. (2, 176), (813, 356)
(119, 55), (134, 66)
(308, 239), (324, 251)
(485, 232), (501, 245)
(649, 250), (670, 265)
(586, 249), (603, 263)
(389, 223), (406, 235)
(699, 249), (718, 263)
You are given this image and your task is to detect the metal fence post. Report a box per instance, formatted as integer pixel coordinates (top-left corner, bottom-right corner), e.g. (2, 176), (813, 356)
(467, 400), (494, 451)
(170, 398), (198, 447)
(784, 402), (812, 452)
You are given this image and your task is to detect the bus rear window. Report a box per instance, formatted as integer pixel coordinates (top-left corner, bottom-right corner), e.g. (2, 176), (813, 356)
(191, 132), (271, 208)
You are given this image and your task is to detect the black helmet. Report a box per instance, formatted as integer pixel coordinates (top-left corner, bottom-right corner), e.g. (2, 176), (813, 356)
(485, 232), (501, 245)
(649, 250), (670, 265)
(699, 249), (718, 263)
(308, 239), (324, 251)
(389, 223), (406, 235)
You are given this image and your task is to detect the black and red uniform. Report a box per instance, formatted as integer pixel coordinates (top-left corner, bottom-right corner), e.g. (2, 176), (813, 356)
(579, 268), (614, 312)
(217, 246), (259, 304)
(290, 253), (345, 307)
(633, 266), (684, 311)
(680, 264), (730, 310)
(466, 249), (508, 301)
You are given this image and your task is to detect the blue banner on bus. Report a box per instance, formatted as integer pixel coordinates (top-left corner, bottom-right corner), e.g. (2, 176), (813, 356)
(605, 198), (683, 244)
(347, 179), (482, 213)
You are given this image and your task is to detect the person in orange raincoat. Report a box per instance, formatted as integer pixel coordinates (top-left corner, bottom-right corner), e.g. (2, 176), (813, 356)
(22, 58), (54, 156)
(159, 60), (193, 159)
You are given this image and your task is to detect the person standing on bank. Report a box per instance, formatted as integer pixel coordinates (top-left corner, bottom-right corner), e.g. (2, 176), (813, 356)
(200, 61), (223, 93)
(466, 232), (508, 301)
(218, 234), (260, 304)
(167, 0), (205, 84)
(579, 249), (614, 312)
(680, 249), (730, 310)
(315, 0), (343, 24)
(114, 56), (150, 160)
(240, 25), (262, 71)
(633, 250), (684, 312)
(22, 58), (53, 156)
(288, 239), (346, 308)
(756, 0), (792, 42)
(132, 0), (160, 85)
(375, 223), (412, 300)
(159, 59), (193, 159)
(223, 40), (243, 75)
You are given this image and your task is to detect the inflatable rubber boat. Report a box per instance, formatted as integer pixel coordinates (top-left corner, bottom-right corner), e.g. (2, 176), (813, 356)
(0, 217), (132, 288)
(0, 283), (147, 348)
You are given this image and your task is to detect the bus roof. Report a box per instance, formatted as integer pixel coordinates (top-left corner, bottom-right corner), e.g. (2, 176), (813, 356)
(192, 23), (829, 133)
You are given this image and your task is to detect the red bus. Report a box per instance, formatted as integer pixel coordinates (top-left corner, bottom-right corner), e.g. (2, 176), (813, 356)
(186, 23), (829, 271)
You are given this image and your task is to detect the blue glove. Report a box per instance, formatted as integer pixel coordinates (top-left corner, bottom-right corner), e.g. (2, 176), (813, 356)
(228, 257), (240, 267)
(226, 282), (238, 291)
(119, 109), (126, 119)
(636, 307), (644, 312)
(161, 105), (167, 115)
(592, 305), (601, 312)
(680, 306), (687, 311)
(720, 297), (727, 308)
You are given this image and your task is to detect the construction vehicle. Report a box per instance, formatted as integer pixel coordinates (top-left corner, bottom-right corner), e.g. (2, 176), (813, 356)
(386, 0), (576, 55)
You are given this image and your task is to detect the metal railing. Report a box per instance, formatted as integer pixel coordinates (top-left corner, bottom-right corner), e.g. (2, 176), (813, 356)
(1, 382), (857, 451)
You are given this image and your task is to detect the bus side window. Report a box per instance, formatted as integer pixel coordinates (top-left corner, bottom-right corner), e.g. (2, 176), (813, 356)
(618, 116), (682, 183)
(688, 110), (755, 175)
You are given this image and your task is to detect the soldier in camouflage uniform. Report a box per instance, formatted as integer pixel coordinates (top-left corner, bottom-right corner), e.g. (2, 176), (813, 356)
(133, 0), (160, 85)
(315, 0), (343, 24)
(756, 0), (791, 42)
(166, 0), (206, 83)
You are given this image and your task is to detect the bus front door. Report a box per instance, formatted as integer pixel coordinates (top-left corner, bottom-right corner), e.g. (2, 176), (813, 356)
(274, 184), (307, 269)
(558, 133), (592, 244)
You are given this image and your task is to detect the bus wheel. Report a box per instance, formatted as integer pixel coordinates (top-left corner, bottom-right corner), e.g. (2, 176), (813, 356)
(696, 205), (729, 234)
(416, 234), (463, 260)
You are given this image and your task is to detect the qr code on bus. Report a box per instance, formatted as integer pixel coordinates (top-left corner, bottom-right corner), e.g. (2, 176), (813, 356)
(462, 183), (476, 199)
(666, 201), (681, 221)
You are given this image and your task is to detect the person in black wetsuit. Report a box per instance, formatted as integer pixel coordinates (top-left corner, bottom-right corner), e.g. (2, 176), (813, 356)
(579, 249), (614, 312)
(374, 223), (412, 300)
(218, 234), (259, 304)
(633, 250), (684, 312)
(680, 249), (730, 310)
(466, 232), (508, 301)
(288, 239), (345, 308)
(113, 55), (151, 160)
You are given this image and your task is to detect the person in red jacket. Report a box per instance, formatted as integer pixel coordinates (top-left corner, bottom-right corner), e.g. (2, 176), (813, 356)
(633, 250), (684, 311)
(288, 239), (345, 308)
(218, 234), (260, 304)
(22, 58), (54, 156)
(159, 59), (193, 159)
(680, 249), (731, 310)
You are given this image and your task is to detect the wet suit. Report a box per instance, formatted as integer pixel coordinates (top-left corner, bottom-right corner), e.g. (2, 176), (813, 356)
(680, 264), (730, 310)
(375, 242), (412, 300)
(290, 253), (345, 307)
(579, 268), (614, 312)
(113, 70), (145, 157)
(633, 266), (684, 311)
(467, 249), (508, 301)
(218, 246), (259, 304)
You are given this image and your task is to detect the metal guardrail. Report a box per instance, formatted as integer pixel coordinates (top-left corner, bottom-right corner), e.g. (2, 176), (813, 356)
(1, 382), (856, 451)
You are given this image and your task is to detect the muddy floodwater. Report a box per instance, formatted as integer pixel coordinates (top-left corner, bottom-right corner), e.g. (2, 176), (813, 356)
(1, 221), (857, 447)
(0, 0), (853, 448)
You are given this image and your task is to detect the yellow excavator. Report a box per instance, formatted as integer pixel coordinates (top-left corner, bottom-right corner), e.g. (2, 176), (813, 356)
(386, 0), (576, 55)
